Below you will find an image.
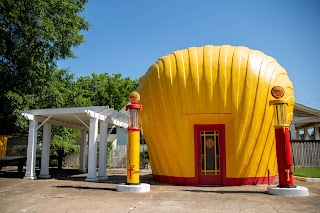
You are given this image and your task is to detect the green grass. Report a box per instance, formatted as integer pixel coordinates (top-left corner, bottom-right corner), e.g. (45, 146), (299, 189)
(293, 167), (320, 178)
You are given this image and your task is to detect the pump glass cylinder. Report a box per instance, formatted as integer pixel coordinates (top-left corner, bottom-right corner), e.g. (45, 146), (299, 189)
(274, 104), (287, 125)
(128, 108), (141, 129)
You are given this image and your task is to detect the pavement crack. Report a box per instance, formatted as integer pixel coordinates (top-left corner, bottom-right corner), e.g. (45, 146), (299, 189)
(128, 206), (136, 213)
(266, 201), (279, 212)
(128, 194), (153, 212)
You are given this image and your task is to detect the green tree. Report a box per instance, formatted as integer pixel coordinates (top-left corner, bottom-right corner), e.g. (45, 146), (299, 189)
(38, 68), (92, 109)
(49, 127), (80, 169)
(0, 0), (89, 134)
(76, 73), (139, 110)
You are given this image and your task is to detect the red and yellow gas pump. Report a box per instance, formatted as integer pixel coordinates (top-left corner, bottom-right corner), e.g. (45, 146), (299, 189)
(269, 86), (295, 188)
(117, 91), (150, 192)
(126, 92), (143, 184)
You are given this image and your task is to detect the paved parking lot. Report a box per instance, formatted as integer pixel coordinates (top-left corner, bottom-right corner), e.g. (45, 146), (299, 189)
(0, 167), (320, 213)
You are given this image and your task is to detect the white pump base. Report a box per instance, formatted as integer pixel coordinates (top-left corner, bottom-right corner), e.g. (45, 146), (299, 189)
(117, 183), (150, 193)
(267, 186), (309, 196)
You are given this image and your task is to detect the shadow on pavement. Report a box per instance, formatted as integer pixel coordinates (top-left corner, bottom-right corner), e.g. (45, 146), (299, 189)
(184, 189), (267, 194)
(1, 167), (170, 186)
(0, 170), (25, 178)
(55, 185), (116, 191)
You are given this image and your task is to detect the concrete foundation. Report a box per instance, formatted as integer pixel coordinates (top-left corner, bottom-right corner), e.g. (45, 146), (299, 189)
(23, 176), (37, 180)
(38, 174), (51, 179)
(98, 176), (108, 181)
(85, 177), (99, 182)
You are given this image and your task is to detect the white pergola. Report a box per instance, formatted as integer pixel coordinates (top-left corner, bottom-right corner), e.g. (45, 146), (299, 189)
(22, 106), (128, 181)
(291, 103), (320, 140)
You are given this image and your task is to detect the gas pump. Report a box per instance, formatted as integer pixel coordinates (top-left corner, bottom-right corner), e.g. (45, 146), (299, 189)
(269, 86), (295, 187)
(126, 91), (142, 185)
(116, 91), (150, 192)
(267, 87), (308, 196)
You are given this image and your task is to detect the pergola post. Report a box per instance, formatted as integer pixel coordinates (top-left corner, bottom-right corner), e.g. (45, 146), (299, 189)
(98, 120), (108, 180)
(79, 130), (87, 173)
(39, 123), (51, 179)
(85, 117), (99, 181)
(290, 123), (297, 140)
(24, 119), (38, 180)
(296, 128), (300, 140)
(304, 127), (310, 140)
(314, 125), (320, 140)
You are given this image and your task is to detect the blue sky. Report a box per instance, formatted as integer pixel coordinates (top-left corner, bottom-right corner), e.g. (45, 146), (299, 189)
(57, 0), (320, 109)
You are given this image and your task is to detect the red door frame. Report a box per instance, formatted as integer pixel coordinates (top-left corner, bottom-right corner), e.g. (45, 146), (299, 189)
(194, 124), (226, 185)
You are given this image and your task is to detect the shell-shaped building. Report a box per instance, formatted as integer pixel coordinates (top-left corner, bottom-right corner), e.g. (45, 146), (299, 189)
(138, 45), (294, 186)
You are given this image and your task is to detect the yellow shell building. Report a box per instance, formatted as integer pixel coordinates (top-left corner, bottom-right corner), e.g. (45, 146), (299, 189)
(138, 45), (294, 186)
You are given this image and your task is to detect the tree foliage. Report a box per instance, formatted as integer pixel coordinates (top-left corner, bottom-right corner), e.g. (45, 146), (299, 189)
(0, 0), (141, 163)
(0, 0), (89, 134)
(1, 68), (140, 135)
(76, 73), (140, 110)
(50, 127), (80, 158)
(46, 72), (138, 165)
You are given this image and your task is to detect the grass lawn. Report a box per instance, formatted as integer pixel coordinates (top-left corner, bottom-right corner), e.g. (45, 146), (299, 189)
(293, 167), (320, 178)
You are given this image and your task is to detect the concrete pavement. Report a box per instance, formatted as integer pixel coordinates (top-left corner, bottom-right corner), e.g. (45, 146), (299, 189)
(0, 167), (319, 213)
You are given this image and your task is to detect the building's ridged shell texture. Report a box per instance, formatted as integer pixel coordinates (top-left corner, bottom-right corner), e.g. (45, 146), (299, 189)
(138, 45), (294, 179)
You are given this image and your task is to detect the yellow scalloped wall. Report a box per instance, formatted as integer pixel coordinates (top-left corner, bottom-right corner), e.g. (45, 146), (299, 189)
(0, 135), (8, 157)
(138, 45), (294, 179)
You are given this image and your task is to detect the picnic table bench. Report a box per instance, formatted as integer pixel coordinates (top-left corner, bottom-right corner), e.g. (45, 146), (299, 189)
(0, 156), (28, 173)
(0, 156), (42, 174)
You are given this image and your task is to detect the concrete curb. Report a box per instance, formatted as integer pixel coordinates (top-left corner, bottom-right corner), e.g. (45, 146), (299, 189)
(294, 176), (320, 182)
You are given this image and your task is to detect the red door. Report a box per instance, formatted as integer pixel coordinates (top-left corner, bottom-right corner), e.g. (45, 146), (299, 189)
(194, 125), (225, 185)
